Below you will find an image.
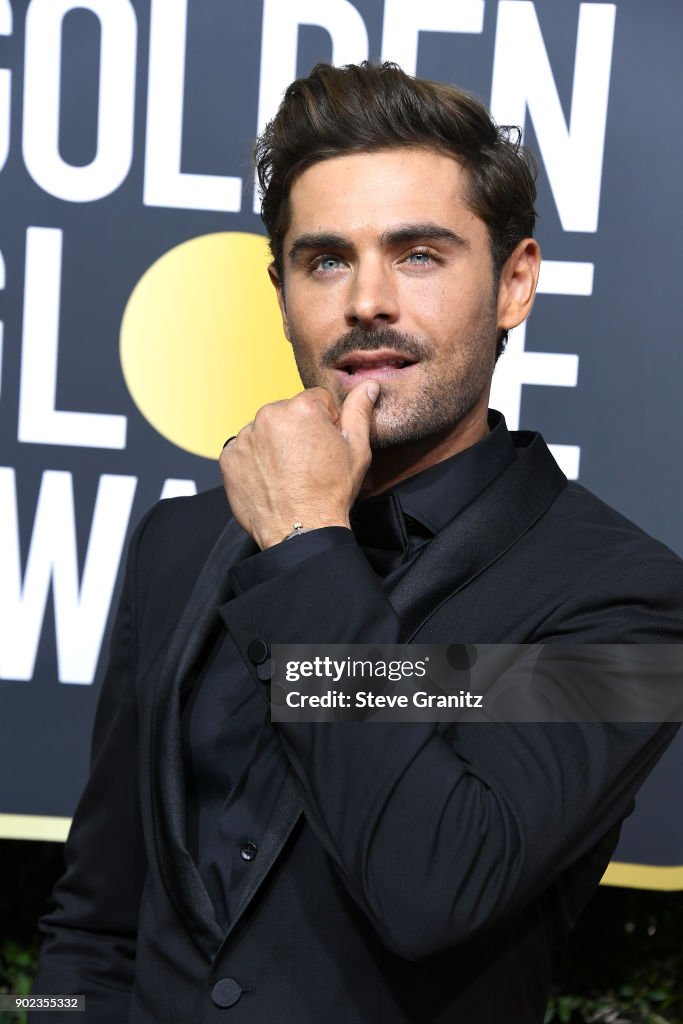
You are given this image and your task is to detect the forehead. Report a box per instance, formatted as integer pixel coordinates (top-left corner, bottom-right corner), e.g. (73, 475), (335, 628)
(285, 148), (487, 244)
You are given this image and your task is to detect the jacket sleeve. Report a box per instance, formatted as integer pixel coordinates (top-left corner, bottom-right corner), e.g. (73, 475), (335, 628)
(30, 509), (154, 1023)
(220, 540), (681, 962)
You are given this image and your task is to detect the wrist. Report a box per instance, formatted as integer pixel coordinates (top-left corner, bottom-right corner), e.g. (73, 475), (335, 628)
(258, 518), (351, 550)
(282, 522), (314, 541)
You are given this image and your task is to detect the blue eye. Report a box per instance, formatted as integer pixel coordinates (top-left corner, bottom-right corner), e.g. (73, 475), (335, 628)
(316, 256), (342, 271)
(407, 251), (431, 265)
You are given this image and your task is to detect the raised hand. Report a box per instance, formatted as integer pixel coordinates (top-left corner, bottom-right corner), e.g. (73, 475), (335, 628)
(219, 381), (380, 549)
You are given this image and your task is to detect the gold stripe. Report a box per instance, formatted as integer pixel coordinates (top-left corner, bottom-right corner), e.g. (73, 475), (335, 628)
(601, 861), (683, 891)
(1, 816), (681, 891)
(0, 814), (71, 842)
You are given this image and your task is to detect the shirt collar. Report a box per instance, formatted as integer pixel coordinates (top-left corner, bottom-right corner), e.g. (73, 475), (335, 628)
(389, 409), (516, 536)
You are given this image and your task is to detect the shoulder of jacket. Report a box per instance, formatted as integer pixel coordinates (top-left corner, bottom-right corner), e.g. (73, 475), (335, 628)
(139, 485), (229, 545)
(547, 481), (682, 566)
(130, 485), (231, 599)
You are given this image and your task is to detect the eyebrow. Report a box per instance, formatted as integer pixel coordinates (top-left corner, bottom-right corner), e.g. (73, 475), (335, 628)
(288, 233), (349, 261)
(379, 223), (469, 249)
(287, 223), (468, 262)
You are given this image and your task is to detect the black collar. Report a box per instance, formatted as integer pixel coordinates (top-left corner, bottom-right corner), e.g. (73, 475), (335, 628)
(353, 410), (516, 538)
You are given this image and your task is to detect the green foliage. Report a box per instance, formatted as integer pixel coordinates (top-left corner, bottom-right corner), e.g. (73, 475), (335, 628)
(545, 975), (680, 1024)
(545, 887), (683, 1024)
(0, 840), (63, 1024)
(0, 938), (37, 1024)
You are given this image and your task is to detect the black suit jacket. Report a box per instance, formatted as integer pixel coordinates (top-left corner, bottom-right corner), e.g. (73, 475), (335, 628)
(33, 429), (683, 1023)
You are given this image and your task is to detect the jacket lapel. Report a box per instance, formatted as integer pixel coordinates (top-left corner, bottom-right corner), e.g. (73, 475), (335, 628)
(148, 516), (256, 957)
(389, 432), (567, 637)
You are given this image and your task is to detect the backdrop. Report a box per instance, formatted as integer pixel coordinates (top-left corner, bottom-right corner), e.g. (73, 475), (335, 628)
(0, 0), (681, 890)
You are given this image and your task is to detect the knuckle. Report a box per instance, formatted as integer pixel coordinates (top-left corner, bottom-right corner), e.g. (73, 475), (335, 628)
(253, 404), (276, 427)
(290, 393), (320, 418)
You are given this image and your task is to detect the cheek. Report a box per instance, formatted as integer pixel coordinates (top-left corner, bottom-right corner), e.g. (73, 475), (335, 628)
(401, 282), (443, 328)
(289, 298), (340, 350)
(408, 285), (471, 339)
(405, 272), (480, 317)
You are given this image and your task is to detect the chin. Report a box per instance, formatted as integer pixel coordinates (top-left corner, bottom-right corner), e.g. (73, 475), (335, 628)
(368, 412), (443, 450)
(370, 428), (437, 451)
(368, 386), (484, 450)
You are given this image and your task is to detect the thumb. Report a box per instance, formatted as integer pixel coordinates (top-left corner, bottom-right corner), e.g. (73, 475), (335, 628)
(340, 379), (380, 449)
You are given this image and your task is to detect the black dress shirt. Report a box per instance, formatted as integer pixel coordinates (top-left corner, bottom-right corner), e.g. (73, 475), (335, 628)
(182, 411), (515, 930)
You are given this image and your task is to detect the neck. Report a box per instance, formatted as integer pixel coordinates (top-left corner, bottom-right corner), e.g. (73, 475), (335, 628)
(360, 401), (490, 498)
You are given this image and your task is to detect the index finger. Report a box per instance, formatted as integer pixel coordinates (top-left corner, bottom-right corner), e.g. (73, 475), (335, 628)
(298, 386), (341, 424)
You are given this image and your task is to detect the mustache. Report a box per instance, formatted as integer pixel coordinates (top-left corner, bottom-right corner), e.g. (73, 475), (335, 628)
(320, 326), (431, 369)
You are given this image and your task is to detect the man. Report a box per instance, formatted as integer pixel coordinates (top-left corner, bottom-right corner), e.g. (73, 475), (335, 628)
(33, 62), (682, 1023)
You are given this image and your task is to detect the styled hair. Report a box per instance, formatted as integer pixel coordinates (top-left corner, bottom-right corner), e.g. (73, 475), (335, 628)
(255, 60), (537, 277)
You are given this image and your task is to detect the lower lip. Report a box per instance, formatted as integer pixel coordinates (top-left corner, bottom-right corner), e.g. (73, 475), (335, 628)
(332, 363), (418, 391)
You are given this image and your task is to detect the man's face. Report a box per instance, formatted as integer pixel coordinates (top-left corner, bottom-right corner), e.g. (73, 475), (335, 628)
(273, 147), (505, 450)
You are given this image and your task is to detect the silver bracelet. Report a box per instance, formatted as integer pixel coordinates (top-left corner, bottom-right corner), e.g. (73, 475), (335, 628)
(283, 521), (314, 541)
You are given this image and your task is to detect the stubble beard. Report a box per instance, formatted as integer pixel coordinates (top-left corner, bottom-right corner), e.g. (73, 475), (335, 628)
(290, 310), (498, 451)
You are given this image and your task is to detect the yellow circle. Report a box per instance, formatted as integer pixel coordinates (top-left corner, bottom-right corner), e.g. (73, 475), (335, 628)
(120, 232), (301, 459)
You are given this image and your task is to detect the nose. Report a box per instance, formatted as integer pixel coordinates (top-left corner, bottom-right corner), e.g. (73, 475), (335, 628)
(344, 257), (399, 329)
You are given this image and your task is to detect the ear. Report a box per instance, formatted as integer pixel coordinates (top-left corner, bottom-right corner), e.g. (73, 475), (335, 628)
(496, 238), (541, 334)
(268, 262), (292, 343)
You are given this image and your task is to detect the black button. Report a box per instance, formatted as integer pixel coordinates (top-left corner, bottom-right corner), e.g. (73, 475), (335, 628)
(211, 978), (242, 1008)
(256, 659), (274, 682)
(247, 639), (269, 664)
(240, 841), (257, 862)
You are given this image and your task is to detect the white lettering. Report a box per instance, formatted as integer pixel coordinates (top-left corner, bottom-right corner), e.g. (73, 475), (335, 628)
(490, 260), (592, 480)
(17, 227), (127, 448)
(355, 692), (409, 709)
(0, 0), (11, 175)
(0, 468), (137, 684)
(22, 0), (137, 202)
(546, 443), (580, 483)
(537, 260), (594, 297)
(380, 0), (484, 74)
(144, 0), (241, 212)
(159, 478), (197, 500)
(254, 0), (369, 212)
(490, 2), (616, 232)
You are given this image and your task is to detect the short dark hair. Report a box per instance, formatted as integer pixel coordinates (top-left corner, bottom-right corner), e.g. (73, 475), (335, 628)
(255, 61), (537, 356)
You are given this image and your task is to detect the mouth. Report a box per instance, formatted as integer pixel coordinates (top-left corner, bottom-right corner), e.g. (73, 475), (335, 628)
(332, 349), (419, 388)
